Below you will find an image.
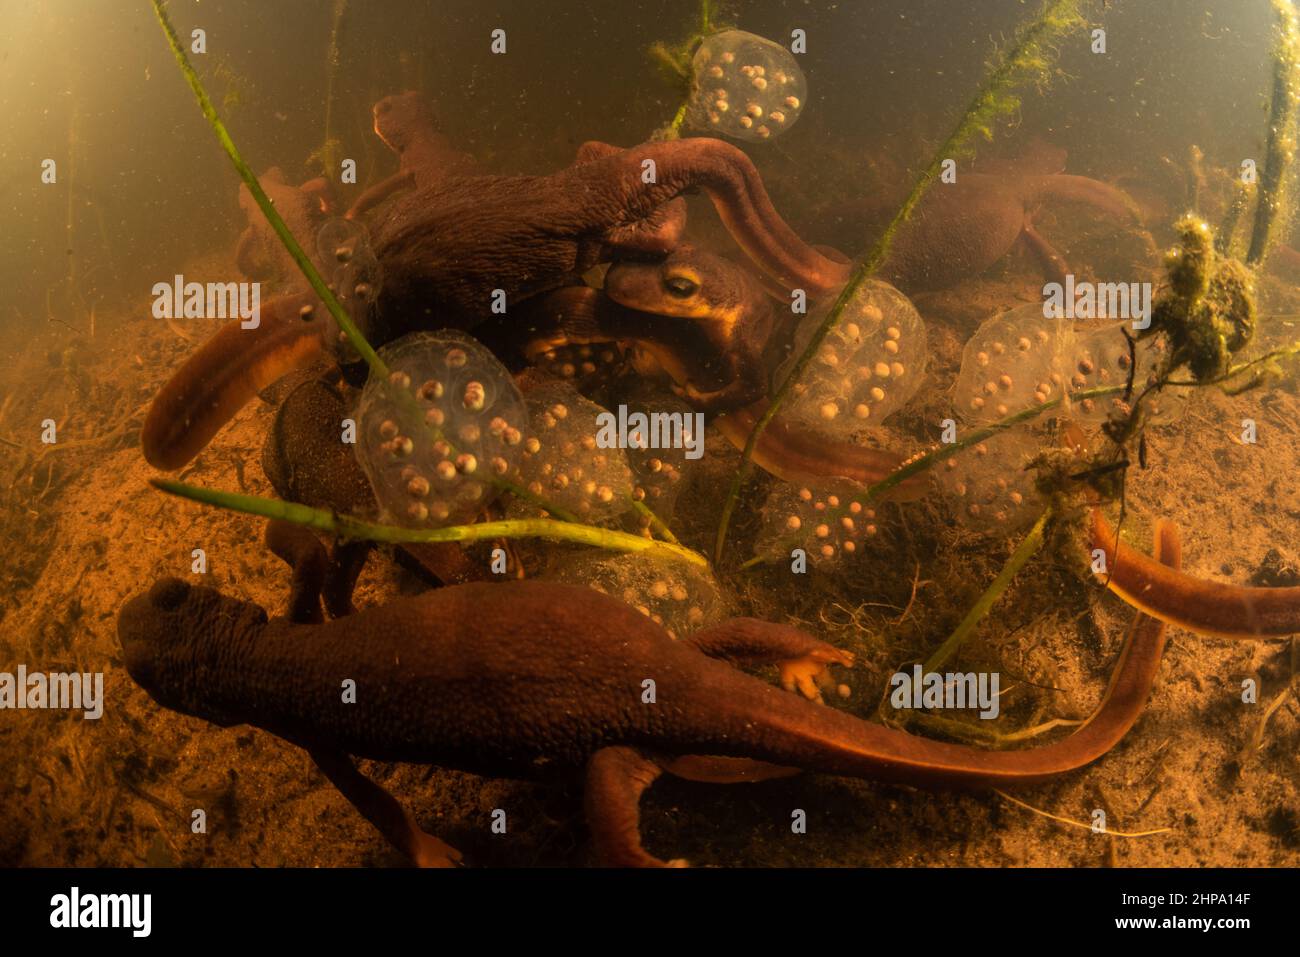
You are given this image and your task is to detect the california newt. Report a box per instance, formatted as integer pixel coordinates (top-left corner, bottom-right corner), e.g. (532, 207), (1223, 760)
(143, 130), (823, 470)
(345, 91), (477, 221)
(118, 520), (1180, 866)
(750, 158), (1154, 296)
(1090, 508), (1300, 639)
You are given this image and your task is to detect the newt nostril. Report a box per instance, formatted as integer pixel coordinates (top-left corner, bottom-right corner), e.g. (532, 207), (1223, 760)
(149, 577), (191, 611)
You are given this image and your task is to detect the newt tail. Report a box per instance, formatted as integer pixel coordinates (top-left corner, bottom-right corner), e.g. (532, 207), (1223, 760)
(1090, 508), (1300, 639)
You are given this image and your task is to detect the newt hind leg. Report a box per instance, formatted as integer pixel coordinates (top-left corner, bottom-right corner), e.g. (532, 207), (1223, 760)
(685, 618), (854, 703)
(584, 747), (687, 868)
(312, 749), (463, 868)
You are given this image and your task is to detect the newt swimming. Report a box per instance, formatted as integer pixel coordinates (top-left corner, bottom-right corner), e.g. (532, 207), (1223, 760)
(118, 520), (1180, 866)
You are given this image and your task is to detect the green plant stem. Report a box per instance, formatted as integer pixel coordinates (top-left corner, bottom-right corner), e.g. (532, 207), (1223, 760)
(713, 0), (1085, 565)
(151, 479), (708, 568)
(629, 498), (680, 544)
(1246, 0), (1300, 267)
(921, 508), (1051, 674)
(149, 0), (386, 378)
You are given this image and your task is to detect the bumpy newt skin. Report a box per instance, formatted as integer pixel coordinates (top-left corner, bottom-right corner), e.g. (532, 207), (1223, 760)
(361, 136), (852, 339)
(118, 521), (1178, 867)
(1090, 508), (1300, 639)
(345, 91), (476, 221)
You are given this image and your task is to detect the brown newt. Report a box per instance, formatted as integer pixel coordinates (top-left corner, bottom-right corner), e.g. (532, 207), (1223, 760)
(1090, 508), (1300, 639)
(118, 520), (1180, 866)
(144, 134), (822, 470)
(345, 91), (476, 221)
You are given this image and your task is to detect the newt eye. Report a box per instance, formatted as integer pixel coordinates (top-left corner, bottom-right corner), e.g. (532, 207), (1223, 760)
(665, 275), (699, 298)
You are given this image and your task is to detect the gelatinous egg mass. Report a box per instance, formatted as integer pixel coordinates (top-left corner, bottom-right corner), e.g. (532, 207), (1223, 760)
(778, 279), (928, 432)
(620, 386), (698, 529)
(688, 30), (806, 142)
(529, 341), (626, 390)
(935, 428), (1043, 533)
(954, 305), (1074, 425)
(1068, 323), (1187, 426)
(355, 331), (526, 528)
(316, 217), (383, 360)
(757, 484), (880, 567)
(542, 553), (728, 640)
(511, 381), (635, 523)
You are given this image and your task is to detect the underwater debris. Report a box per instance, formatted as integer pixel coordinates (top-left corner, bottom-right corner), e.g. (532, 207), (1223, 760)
(1149, 216), (1258, 383)
(355, 331), (527, 527)
(686, 30), (806, 142)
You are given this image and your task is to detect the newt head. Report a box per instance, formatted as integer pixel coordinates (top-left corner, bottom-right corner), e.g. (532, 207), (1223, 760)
(605, 244), (764, 333)
(117, 577), (267, 726)
(372, 90), (440, 155)
(603, 244), (775, 412)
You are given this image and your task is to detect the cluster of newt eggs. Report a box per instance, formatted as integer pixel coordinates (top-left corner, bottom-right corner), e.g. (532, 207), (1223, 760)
(355, 331), (527, 528)
(529, 342), (626, 390)
(779, 280), (928, 433)
(757, 484), (881, 566)
(936, 429), (1043, 531)
(1067, 323), (1187, 425)
(953, 305), (1073, 424)
(942, 305), (1185, 532)
(510, 380), (634, 523)
(616, 385), (698, 529)
(542, 553), (728, 639)
(688, 30), (806, 142)
(316, 218), (382, 359)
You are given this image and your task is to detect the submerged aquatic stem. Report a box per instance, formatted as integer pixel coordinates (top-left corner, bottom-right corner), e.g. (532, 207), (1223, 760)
(1246, 0), (1300, 267)
(151, 479), (709, 568)
(921, 508), (1051, 675)
(714, 0), (1087, 564)
(149, 0), (387, 379)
